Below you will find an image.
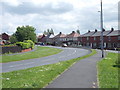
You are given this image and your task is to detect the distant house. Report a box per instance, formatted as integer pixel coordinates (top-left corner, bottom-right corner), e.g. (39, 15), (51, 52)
(53, 32), (66, 46)
(78, 28), (120, 50)
(105, 30), (120, 49)
(78, 30), (96, 47)
(0, 33), (10, 40)
(37, 34), (46, 43)
(65, 31), (80, 46)
(0, 33), (10, 45)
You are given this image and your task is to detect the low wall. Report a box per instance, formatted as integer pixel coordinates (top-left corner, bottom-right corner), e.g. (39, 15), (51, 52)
(1, 46), (32, 54)
(1, 46), (22, 54)
(21, 48), (32, 52)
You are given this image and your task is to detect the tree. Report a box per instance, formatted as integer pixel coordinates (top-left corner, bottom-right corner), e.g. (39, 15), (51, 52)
(50, 28), (54, 35)
(76, 30), (80, 34)
(43, 28), (54, 35)
(43, 31), (47, 35)
(14, 25), (36, 42)
(10, 34), (18, 44)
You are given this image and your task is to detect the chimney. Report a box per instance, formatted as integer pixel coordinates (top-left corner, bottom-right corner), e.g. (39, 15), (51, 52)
(72, 31), (75, 33)
(111, 28), (114, 31)
(88, 30), (90, 33)
(95, 29), (97, 32)
(103, 28), (105, 32)
(59, 32), (62, 34)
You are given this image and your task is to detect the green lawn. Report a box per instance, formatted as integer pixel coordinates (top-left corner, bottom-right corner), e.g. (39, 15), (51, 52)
(1, 46), (62, 63)
(2, 49), (96, 88)
(97, 52), (119, 88)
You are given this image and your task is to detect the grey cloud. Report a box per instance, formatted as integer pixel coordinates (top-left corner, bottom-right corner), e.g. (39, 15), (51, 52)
(2, 2), (73, 15)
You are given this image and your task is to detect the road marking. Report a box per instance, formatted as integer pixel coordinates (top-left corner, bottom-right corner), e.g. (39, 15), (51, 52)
(10, 62), (35, 67)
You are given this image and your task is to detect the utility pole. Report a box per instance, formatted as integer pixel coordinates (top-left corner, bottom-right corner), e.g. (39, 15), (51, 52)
(100, 0), (104, 58)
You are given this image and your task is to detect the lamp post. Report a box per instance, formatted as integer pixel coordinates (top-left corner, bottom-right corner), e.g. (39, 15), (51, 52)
(100, 0), (104, 58)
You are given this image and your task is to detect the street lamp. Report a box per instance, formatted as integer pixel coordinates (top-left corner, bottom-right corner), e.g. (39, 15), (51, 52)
(100, 0), (104, 58)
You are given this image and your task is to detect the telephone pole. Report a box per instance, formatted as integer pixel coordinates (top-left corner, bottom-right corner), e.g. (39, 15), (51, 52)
(100, 0), (104, 58)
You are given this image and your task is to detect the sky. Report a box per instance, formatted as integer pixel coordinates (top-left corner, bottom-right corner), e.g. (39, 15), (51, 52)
(0, 0), (119, 35)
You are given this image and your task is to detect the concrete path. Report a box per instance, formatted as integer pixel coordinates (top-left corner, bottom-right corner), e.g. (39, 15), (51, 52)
(46, 50), (105, 88)
(2, 46), (90, 73)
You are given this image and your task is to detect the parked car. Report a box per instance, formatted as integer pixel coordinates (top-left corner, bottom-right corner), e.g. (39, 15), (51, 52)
(62, 43), (67, 47)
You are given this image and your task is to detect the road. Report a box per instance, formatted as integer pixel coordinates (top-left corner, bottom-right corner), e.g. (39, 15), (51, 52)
(1, 46), (91, 73)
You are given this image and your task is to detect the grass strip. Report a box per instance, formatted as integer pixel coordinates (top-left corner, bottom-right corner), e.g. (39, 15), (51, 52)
(97, 52), (119, 88)
(2, 49), (96, 88)
(1, 46), (62, 63)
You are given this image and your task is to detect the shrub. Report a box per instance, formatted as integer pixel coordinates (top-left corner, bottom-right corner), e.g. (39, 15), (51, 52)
(24, 40), (34, 49)
(16, 40), (35, 49)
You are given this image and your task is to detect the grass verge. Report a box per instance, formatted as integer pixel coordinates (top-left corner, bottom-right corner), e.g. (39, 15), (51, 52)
(97, 52), (119, 88)
(1, 46), (62, 63)
(2, 49), (96, 88)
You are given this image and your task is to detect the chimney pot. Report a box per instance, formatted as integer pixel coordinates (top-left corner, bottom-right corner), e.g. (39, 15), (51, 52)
(111, 28), (114, 31)
(95, 29), (97, 32)
(59, 32), (62, 34)
(103, 28), (105, 31)
(72, 31), (75, 33)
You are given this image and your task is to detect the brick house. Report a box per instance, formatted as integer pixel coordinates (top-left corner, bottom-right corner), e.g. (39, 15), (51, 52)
(53, 32), (66, 46)
(78, 30), (96, 47)
(0, 33), (10, 45)
(37, 34), (46, 43)
(64, 31), (80, 46)
(78, 28), (120, 50)
(105, 30), (120, 49)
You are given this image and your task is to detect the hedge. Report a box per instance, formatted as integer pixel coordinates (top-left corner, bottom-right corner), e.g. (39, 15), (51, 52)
(16, 40), (34, 49)
(24, 40), (34, 49)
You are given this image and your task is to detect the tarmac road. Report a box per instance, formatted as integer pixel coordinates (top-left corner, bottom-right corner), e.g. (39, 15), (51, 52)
(1, 46), (91, 73)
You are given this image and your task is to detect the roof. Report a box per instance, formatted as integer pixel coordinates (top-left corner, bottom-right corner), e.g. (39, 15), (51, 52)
(49, 34), (55, 38)
(53, 32), (66, 38)
(107, 30), (119, 36)
(92, 30), (112, 36)
(82, 31), (95, 37)
(38, 34), (46, 38)
(66, 31), (80, 37)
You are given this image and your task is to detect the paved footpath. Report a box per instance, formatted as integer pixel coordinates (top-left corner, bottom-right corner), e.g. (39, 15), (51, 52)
(46, 50), (105, 88)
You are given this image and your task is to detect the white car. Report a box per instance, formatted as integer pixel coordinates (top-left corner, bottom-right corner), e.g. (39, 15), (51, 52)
(62, 44), (67, 47)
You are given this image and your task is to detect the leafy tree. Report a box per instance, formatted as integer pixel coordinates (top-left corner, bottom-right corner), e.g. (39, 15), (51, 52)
(14, 25), (36, 42)
(76, 30), (80, 34)
(10, 34), (18, 44)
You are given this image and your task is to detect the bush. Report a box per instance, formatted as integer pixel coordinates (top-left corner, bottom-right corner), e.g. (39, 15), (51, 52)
(16, 40), (35, 49)
(24, 40), (34, 49)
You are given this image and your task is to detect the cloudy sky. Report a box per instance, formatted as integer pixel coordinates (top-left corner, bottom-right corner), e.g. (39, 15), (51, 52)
(0, 0), (119, 35)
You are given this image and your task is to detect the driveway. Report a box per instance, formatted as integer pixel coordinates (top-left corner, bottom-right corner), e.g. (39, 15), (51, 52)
(1, 46), (91, 73)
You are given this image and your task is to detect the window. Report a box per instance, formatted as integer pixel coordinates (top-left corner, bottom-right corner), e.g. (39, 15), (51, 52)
(87, 37), (89, 40)
(118, 36), (120, 40)
(108, 43), (111, 48)
(81, 37), (82, 41)
(108, 36), (111, 41)
(93, 43), (96, 47)
(94, 37), (96, 40)
(87, 43), (89, 46)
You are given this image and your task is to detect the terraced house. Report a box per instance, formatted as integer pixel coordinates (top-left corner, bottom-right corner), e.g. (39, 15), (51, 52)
(78, 28), (120, 50)
(38, 28), (119, 50)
